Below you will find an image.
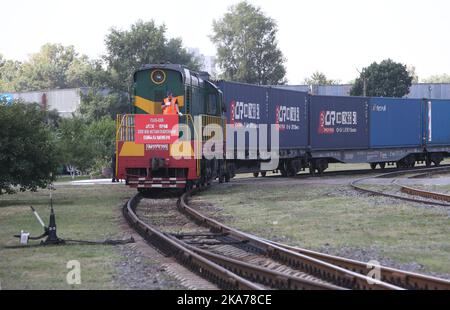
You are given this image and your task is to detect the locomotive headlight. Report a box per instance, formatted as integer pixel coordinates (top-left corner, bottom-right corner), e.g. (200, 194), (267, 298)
(151, 70), (166, 84)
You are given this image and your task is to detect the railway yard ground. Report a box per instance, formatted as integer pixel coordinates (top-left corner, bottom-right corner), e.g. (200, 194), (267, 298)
(0, 162), (449, 289)
(0, 184), (191, 289)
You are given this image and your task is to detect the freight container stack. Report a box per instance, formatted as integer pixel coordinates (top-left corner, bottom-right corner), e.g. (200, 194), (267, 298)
(217, 81), (310, 174)
(425, 99), (450, 146)
(269, 87), (308, 150)
(369, 98), (423, 148)
(216, 80), (450, 175)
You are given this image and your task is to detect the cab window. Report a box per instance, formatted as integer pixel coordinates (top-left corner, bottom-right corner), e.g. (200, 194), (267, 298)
(208, 94), (217, 115)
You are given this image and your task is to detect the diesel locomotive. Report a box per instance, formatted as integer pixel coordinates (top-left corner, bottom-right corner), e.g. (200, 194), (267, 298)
(115, 64), (232, 190)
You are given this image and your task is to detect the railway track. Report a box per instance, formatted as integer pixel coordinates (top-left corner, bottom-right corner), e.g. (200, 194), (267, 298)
(123, 190), (450, 290)
(350, 166), (450, 207)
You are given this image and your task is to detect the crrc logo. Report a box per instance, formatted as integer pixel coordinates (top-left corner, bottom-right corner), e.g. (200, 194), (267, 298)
(233, 101), (260, 121)
(318, 110), (358, 134)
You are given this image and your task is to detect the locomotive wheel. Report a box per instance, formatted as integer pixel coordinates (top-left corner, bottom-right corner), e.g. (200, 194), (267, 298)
(261, 171), (267, 177)
(370, 163), (377, 170)
(253, 172), (259, 178)
(379, 163), (386, 170)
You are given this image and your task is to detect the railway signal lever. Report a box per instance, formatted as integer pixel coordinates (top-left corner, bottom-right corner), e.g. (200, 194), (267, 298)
(14, 195), (65, 246)
(10, 187), (134, 248)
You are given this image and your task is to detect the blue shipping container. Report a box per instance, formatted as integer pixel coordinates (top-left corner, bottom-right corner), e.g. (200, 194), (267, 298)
(216, 81), (269, 154)
(309, 95), (369, 150)
(216, 81), (268, 126)
(268, 88), (308, 149)
(369, 98), (423, 148)
(425, 99), (450, 146)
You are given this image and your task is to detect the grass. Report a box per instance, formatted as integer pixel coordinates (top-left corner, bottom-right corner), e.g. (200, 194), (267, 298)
(196, 182), (450, 275)
(0, 185), (135, 289)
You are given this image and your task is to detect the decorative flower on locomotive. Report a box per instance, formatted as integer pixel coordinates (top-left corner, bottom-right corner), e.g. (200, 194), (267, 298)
(115, 64), (232, 192)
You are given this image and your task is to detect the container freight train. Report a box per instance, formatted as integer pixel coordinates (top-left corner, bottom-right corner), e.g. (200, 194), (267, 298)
(115, 64), (450, 190)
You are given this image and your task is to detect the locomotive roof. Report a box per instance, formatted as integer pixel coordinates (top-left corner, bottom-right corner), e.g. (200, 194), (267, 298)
(134, 64), (221, 93)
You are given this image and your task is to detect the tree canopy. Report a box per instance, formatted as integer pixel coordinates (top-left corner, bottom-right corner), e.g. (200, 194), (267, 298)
(304, 71), (339, 85)
(422, 74), (450, 83)
(350, 59), (413, 97)
(104, 20), (200, 92)
(0, 102), (59, 194)
(211, 1), (286, 85)
(0, 44), (102, 92)
(57, 116), (95, 175)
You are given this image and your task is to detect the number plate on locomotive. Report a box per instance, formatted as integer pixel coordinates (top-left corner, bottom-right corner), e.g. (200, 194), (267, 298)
(145, 144), (169, 151)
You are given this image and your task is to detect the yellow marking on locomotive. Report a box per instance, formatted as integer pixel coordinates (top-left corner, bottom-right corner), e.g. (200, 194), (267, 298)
(175, 96), (184, 107)
(119, 141), (145, 157)
(170, 141), (194, 157)
(134, 95), (185, 114)
(134, 96), (161, 114)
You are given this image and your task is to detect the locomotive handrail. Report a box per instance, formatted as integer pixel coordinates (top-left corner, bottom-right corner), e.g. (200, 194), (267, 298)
(180, 113), (201, 177)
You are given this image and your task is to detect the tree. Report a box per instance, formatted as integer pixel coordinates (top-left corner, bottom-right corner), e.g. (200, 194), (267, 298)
(304, 71), (339, 85)
(211, 1), (286, 85)
(350, 59), (413, 97)
(104, 20), (200, 92)
(79, 89), (129, 122)
(57, 117), (95, 177)
(1, 43), (100, 92)
(422, 74), (450, 83)
(407, 65), (419, 83)
(0, 101), (59, 194)
(0, 55), (22, 92)
(87, 117), (116, 161)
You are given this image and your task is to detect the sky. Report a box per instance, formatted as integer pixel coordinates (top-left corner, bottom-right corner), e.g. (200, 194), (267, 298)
(0, 0), (449, 84)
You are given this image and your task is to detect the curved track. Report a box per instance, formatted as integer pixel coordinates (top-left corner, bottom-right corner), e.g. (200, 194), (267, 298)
(123, 190), (450, 290)
(350, 166), (450, 207)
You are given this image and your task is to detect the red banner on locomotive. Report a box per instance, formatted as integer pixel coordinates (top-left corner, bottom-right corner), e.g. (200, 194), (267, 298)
(134, 115), (179, 144)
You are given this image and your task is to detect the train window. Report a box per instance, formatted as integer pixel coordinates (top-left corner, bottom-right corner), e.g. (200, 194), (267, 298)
(208, 94), (217, 115)
(191, 87), (199, 115)
(191, 76), (199, 87)
(184, 69), (191, 85)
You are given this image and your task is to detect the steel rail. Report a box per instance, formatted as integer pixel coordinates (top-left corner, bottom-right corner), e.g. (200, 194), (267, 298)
(350, 166), (450, 207)
(259, 239), (450, 290)
(180, 190), (450, 290)
(166, 232), (344, 290)
(124, 193), (344, 290)
(178, 192), (403, 290)
(123, 193), (264, 290)
(400, 186), (450, 203)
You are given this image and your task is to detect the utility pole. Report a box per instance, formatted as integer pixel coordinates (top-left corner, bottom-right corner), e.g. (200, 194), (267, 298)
(357, 68), (367, 96)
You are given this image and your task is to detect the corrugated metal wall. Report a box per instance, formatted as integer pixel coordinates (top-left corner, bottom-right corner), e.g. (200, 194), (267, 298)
(8, 88), (81, 117)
